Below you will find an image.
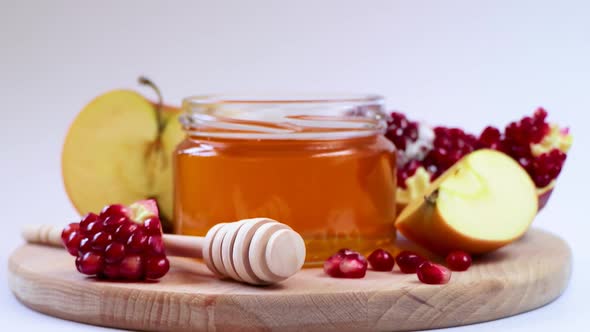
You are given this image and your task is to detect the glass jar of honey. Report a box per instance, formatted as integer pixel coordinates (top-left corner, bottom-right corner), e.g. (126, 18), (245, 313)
(174, 94), (397, 265)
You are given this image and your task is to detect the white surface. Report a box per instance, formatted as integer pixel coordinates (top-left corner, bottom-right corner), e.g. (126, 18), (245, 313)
(1, 0), (589, 330)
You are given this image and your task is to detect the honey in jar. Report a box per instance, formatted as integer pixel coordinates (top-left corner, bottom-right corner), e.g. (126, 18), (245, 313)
(174, 95), (397, 264)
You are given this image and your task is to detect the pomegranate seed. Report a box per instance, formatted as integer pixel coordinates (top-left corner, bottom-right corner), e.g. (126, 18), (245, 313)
(103, 215), (127, 233)
(323, 252), (345, 277)
(127, 230), (148, 253)
(119, 255), (144, 280)
(79, 213), (99, 231)
(91, 231), (112, 252)
(101, 264), (121, 279)
(395, 251), (426, 273)
(76, 252), (103, 275)
(114, 222), (139, 243)
(386, 112), (419, 151)
(61, 223), (80, 245)
(65, 231), (83, 256)
(478, 126), (502, 149)
(100, 204), (128, 219)
(417, 261), (451, 285)
(144, 217), (162, 236)
(446, 251), (472, 271)
(324, 249), (368, 278)
(145, 257), (170, 279)
(368, 249), (395, 271)
(339, 254), (368, 278)
(147, 236), (165, 255)
(105, 242), (126, 264)
(83, 220), (104, 236)
(78, 237), (92, 254)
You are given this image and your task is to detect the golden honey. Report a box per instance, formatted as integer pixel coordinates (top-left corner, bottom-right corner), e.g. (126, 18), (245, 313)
(173, 95), (397, 264)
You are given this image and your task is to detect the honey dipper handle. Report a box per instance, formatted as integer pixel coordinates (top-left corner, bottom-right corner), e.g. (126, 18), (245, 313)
(21, 224), (207, 258)
(22, 224), (63, 247)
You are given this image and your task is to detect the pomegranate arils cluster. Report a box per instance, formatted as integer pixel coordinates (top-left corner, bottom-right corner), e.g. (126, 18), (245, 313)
(323, 249), (368, 278)
(61, 203), (169, 281)
(386, 112), (418, 151)
(387, 108), (570, 191)
(423, 127), (477, 179)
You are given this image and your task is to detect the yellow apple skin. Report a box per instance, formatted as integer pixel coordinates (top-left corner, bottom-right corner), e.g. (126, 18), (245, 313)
(395, 149), (538, 256)
(62, 90), (183, 231)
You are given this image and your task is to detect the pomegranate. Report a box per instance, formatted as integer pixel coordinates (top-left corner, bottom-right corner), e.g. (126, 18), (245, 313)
(62, 199), (169, 281)
(445, 251), (472, 271)
(387, 108), (572, 211)
(368, 249), (395, 271)
(417, 261), (451, 285)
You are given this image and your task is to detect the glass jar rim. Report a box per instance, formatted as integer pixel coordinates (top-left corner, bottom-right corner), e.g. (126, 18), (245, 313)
(181, 93), (387, 140)
(183, 93), (384, 106)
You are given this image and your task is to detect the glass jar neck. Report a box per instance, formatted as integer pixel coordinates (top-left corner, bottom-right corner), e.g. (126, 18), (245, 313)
(181, 93), (388, 141)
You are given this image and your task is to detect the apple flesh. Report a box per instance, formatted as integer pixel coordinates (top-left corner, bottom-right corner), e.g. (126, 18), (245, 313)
(62, 78), (183, 231)
(395, 149), (538, 255)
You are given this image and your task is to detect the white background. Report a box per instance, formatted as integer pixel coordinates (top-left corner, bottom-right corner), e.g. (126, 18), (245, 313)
(1, 0), (589, 330)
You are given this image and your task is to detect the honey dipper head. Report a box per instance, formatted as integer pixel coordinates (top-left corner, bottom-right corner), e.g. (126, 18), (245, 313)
(203, 218), (306, 285)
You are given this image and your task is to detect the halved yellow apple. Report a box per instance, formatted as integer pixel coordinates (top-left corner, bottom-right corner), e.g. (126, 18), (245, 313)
(62, 78), (184, 231)
(395, 149), (538, 255)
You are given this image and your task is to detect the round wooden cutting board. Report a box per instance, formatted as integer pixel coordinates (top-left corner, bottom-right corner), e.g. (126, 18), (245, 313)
(8, 228), (571, 332)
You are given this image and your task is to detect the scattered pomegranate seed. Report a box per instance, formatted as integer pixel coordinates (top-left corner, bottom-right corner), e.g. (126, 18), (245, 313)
(445, 251), (472, 271)
(323, 252), (345, 277)
(323, 249), (368, 278)
(417, 261), (451, 285)
(62, 201), (169, 281)
(368, 249), (395, 271)
(395, 250), (426, 274)
(339, 254), (368, 278)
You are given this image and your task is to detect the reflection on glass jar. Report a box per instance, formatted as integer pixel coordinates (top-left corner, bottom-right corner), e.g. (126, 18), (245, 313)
(174, 94), (397, 265)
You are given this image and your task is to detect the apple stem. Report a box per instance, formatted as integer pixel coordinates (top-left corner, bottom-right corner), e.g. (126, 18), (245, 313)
(425, 190), (439, 205)
(138, 76), (165, 134)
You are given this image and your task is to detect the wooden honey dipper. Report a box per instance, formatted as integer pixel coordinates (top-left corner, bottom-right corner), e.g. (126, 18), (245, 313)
(22, 217), (306, 285)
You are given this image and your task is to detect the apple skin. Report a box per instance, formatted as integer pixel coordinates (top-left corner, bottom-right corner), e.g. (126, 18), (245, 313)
(396, 202), (522, 256)
(395, 150), (537, 256)
(62, 90), (182, 232)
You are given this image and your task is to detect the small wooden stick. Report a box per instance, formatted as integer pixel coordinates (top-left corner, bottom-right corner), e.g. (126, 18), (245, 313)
(21, 218), (306, 285)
